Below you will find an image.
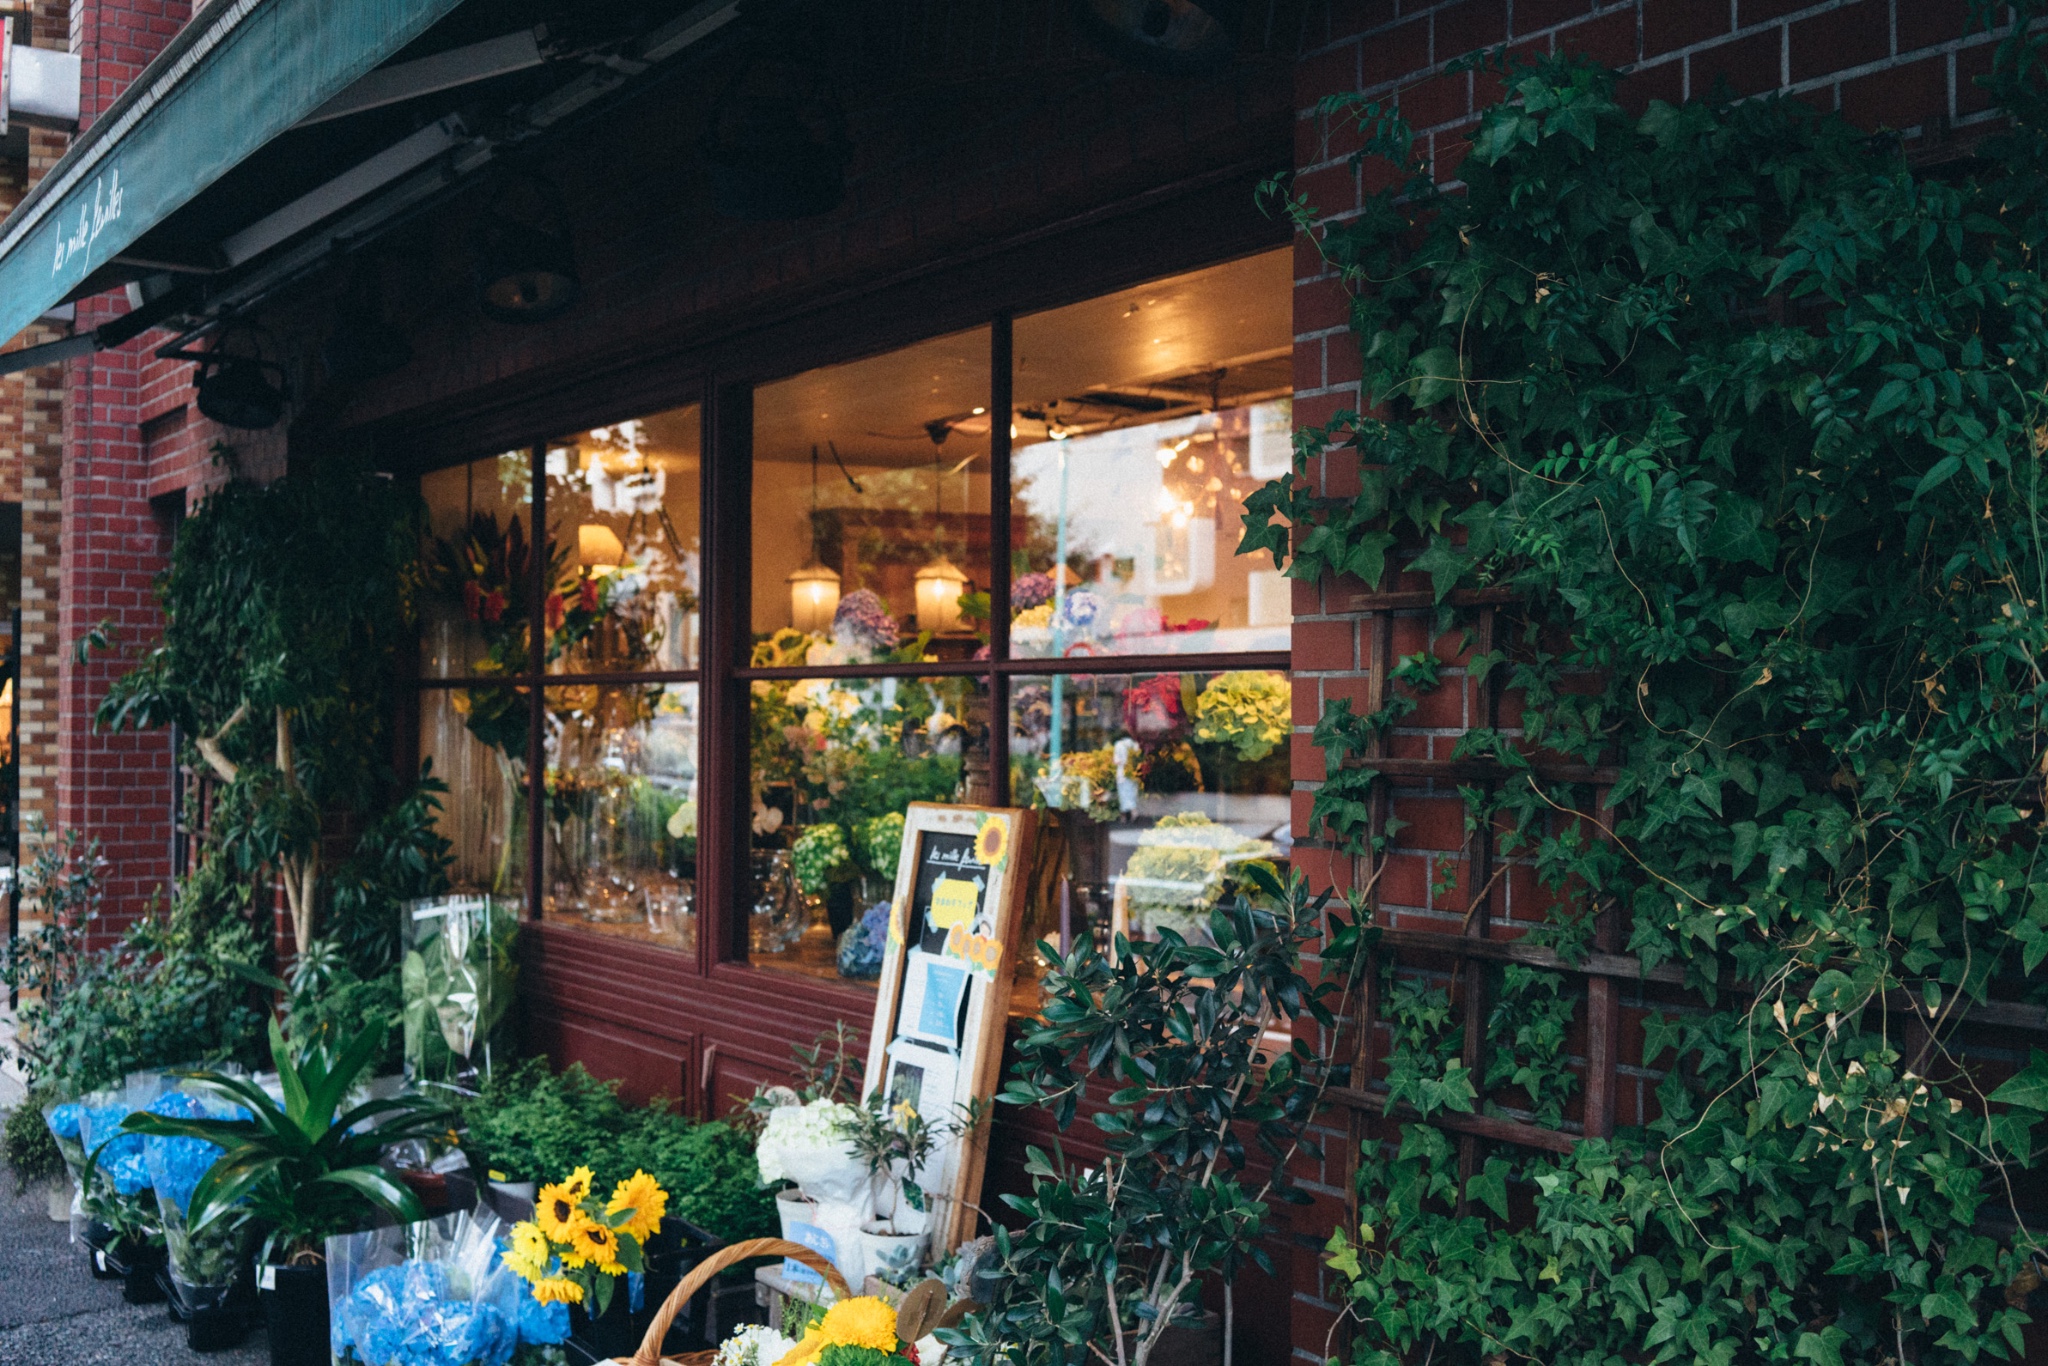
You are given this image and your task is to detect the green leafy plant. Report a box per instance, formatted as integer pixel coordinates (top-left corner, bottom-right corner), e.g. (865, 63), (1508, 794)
(460, 1058), (631, 1186)
(3, 1085), (63, 1193)
(1253, 19), (2048, 1364)
(942, 870), (1370, 1366)
(98, 456), (422, 952)
(123, 1019), (449, 1265)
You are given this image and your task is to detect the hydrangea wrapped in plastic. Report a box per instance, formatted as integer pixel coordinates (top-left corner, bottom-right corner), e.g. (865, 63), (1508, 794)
(1122, 812), (1276, 942)
(329, 1210), (524, 1366)
(146, 1091), (250, 1306)
(42, 1100), (87, 1182)
(830, 589), (900, 658)
(755, 1101), (860, 1189)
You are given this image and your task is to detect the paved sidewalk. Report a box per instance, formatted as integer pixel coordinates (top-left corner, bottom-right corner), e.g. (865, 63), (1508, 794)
(0, 1179), (269, 1365)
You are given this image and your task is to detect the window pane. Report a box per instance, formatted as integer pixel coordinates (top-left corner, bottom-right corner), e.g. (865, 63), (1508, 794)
(547, 405), (703, 673)
(420, 686), (528, 900)
(540, 683), (700, 952)
(748, 673), (986, 983)
(751, 328), (992, 658)
(420, 451), (533, 678)
(1009, 252), (1294, 658)
(1008, 669), (1293, 948)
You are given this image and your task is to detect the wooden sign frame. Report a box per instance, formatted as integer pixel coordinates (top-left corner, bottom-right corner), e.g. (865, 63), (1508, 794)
(861, 801), (1037, 1256)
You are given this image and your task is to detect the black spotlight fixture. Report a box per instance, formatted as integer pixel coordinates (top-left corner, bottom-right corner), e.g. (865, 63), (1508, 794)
(474, 174), (580, 323)
(169, 322), (291, 430)
(703, 54), (851, 221)
(1072, 0), (1243, 75)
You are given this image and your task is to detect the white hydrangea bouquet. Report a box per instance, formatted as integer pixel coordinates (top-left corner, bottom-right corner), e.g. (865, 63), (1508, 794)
(757, 1098), (871, 1285)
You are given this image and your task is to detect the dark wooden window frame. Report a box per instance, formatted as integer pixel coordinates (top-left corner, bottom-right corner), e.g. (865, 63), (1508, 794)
(412, 300), (1292, 983)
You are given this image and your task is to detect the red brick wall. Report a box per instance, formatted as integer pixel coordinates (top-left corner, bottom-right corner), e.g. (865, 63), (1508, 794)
(1284, 1), (2002, 1356)
(48, 0), (194, 927)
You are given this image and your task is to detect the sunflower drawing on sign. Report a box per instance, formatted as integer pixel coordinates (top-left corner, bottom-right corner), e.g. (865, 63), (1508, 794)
(972, 814), (1010, 870)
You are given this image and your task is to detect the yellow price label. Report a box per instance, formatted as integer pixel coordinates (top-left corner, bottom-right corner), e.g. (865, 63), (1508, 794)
(929, 876), (980, 931)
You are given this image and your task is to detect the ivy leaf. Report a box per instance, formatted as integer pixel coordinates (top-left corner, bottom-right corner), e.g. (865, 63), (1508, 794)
(1466, 1158), (1511, 1219)
(1988, 1049), (2048, 1111)
(1406, 346), (1463, 407)
(1409, 538), (1472, 603)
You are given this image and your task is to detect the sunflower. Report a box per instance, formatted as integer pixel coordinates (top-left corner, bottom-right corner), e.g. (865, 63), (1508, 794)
(531, 1275), (585, 1306)
(972, 816), (1009, 869)
(504, 1221), (552, 1282)
(569, 1220), (626, 1276)
(561, 1165), (596, 1202)
(606, 1169), (668, 1244)
(818, 1296), (901, 1351)
(536, 1179), (595, 1242)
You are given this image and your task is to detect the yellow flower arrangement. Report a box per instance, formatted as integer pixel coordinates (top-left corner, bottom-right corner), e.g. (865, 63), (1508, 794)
(506, 1167), (669, 1319)
(607, 1170), (668, 1244)
(773, 1296), (906, 1366)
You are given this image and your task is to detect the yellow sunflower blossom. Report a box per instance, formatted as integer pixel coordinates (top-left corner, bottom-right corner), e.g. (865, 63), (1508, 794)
(570, 1220), (626, 1276)
(536, 1180), (594, 1242)
(503, 1221), (552, 1282)
(531, 1275), (585, 1306)
(606, 1170), (668, 1244)
(972, 816), (1009, 868)
(560, 1166), (596, 1202)
(818, 1296), (900, 1351)
(772, 1328), (825, 1366)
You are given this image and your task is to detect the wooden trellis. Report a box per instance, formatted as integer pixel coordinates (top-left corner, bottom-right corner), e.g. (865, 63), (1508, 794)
(1326, 584), (2048, 1224)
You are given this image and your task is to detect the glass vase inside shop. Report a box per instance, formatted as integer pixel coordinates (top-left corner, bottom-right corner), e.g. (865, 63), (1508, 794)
(411, 247), (1295, 990)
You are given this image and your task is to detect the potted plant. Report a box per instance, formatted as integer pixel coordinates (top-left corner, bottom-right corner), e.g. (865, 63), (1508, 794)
(839, 1094), (949, 1283)
(5, 1085), (68, 1221)
(940, 869), (1367, 1366)
(501, 1164), (671, 1360)
(124, 1019), (450, 1366)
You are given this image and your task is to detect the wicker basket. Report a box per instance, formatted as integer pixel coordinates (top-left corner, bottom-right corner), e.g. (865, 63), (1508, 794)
(608, 1236), (851, 1366)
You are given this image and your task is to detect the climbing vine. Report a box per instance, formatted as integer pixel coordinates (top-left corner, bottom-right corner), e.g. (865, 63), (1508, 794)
(1248, 13), (2048, 1364)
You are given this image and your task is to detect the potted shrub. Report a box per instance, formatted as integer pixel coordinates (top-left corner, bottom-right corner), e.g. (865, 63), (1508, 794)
(459, 1056), (629, 1199)
(5, 1085), (68, 1221)
(124, 1019), (450, 1366)
(941, 869), (1366, 1366)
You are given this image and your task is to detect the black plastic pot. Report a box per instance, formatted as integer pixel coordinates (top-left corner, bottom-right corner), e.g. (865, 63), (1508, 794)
(569, 1282), (639, 1362)
(81, 1219), (122, 1280)
(261, 1262), (329, 1366)
(635, 1219), (725, 1354)
(106, 1236), (167, 1304)
(161, 1270), (252, 1353)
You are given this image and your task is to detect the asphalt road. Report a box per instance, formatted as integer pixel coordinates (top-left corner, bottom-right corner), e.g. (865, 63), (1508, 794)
(0, 1179), (270, 1365)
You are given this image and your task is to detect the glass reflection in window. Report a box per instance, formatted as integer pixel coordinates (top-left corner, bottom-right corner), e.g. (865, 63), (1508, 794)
(546, 406), (702, 673)
(1010, 251), (1294, 657)
(1009, 669), (1292, 947)
(751, 328), (991, 660)
(748, 673), (984, 982)
(541, 682), (700, 952)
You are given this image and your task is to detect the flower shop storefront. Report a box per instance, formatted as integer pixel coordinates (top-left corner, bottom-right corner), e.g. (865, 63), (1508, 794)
(414, 243), (1299, 1123)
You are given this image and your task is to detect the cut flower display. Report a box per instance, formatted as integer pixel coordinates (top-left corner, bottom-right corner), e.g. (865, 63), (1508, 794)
(501, 1165), (667, 1316)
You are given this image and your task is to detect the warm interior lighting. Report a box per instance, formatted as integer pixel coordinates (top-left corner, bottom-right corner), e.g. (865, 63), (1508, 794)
(914, 556), (970, 633)
(578, 523), (625, 574)
(788, 560), (842, 632)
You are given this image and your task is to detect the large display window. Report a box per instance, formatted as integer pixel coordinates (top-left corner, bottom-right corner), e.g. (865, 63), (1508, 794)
(413, 250), (1292, 987)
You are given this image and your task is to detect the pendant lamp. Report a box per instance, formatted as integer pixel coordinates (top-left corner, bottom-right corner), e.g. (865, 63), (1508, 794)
(789, 444), (841, 630)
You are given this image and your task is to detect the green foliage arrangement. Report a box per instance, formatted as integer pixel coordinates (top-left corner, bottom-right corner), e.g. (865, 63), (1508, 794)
(3, 1085), (63, 1193)
(1246, 20), (2048, 1365)
(98, 455), (423, 953)
(458, 1058), (779, 1242)
(942, 870), (1369, 1366)
(124, 1019), (447, 1265)
(2, 834), (268, 1095)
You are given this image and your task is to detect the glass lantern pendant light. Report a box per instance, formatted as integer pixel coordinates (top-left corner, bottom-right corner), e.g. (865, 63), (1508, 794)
(1072, 0), (1242, 75)
(915, 448), (969, 633)
(474, 173), (580, 324)
(788, 444), (841, 631)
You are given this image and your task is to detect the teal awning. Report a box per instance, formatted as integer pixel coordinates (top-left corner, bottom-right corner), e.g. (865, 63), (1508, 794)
(0, 0), (464, 348)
